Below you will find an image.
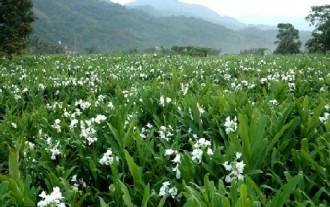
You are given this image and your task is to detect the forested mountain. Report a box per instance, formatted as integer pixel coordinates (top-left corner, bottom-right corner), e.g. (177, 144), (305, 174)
(31, 0), (310, 54)
(126, 0), (246, 30)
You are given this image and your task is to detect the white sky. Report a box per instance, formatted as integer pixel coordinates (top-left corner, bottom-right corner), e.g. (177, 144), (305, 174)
(111, 0), (329, 29)
(112, 0), (328, 17)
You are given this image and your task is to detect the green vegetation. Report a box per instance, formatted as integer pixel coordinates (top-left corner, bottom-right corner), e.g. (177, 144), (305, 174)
(305, 5), (330, 53)
(30, 0), (312, 54)
(0, 0), (34, 56)
(0, 54), (329, 206)
(274, 23), (302, 54)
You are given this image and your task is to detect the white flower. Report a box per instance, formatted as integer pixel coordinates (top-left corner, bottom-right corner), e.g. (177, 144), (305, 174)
(146, 123), (153, 128)
(194, 138), (211, 148)
(51, 119), (61, 133)
(159, 181), (178, 198)
(168, 187), (178, 198)
(236, 161), (245, 174)
(69, 118), (79, 131)
(94, 114), (107, 124)
(11, 123), (17, 129)
(235, 152), (242, 159)
(223, 161), (232, 171)
(260, 78), (267, 85)
(288, 82), (296, 91)
(99, 148), (118, 165)
(172, 164), (181, 179)
(160, 96), (171, 107)
(107, 102), (114, 109)
(224, 116), (238, 134)
(164, 149), (175, 156)
(224, 74), (231, 81)
(269, 99), (278, 105)
(172, 154), (181, 164)
(319, 112), (329, 124)
(50, 144), (61, 160)
(159, 181), (170, 197)
(207, 148), (214, 155)
(191, 148), (203, 163)
(223, 152), (245, 183)
(181, 83), (189, 95)
(197, 103), (205, 115)
(37, 186), (65, 207)
(325, 104), (330, 111)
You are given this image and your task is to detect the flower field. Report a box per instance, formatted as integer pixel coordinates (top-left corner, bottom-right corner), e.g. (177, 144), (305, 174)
(0, 54), (329, 206)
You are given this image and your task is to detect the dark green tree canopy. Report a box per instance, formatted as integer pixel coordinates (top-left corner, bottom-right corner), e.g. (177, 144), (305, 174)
(274, 23), (302, 54)
(0, 0), (34, 56)
(305, 5), (330, 53)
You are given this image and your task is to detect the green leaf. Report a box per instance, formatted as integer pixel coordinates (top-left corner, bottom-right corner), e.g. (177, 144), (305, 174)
(245, 176), (266, 206)
(300, 150), (326, 178)
(238, 113), (251, 165)
(158, 195), (168, 207)
(99, 197), (109, 207)
(119, 181), (136, 207)
(268, 117), (299, 151)
(124, 150), (144, 187)
(141, 183), (150, 207)
(270, 172), (302, 207)
(9, 149), (20, 180)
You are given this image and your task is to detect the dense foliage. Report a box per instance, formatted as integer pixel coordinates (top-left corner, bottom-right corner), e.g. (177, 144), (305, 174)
(0, 0), (34, 56)
(274, 23), (302, 54)
(305, 5), (330, 53)
(0, 54), (329, 206)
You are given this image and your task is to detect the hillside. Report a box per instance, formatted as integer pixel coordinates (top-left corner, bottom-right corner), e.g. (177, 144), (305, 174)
(126, 0), (246, 30)
(31, 0), (310, 54)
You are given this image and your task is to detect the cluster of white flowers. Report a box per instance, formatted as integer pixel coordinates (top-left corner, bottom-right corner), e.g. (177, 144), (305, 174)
(164, 149), (181, 179)
(49, 143), (61, 160)
(224, 73), (231, 81)
(99, 148), (119, 166)
(269, 99), (279, 106)
(75, 99), (91, 110)
(51, 118), (62, 133)
(38, 130), (62, 160)
(158, 125), (174, 141)
(70, 174), (87, 192)
(24, 141), (36, 157)
(223, 152), (245, 183)
(319, 112), (329, 124)
(37, 186), (65, 207)
(159, 95), (172, 107)
(79, 114), (106, 145)
(38, 83), (46, 91)
(80, 120), (97, 145)
(224, 116), (238, 134)
(197, 103), (205, 116)
(140, 123), (153, 139)
(159, 181), (178, 198)
(181, 83), (189, 95)
(191, 138), (213, 164)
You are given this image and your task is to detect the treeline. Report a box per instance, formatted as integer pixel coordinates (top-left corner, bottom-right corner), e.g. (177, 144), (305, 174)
(240, 48), (269, 55)
(128, 46), (222, 56)
(27, 36), (64, 54)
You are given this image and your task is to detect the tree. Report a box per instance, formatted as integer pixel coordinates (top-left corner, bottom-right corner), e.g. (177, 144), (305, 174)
(274, 23), (302, 54)
(305, 5), (330, 53)
(0, 0), (34, 56)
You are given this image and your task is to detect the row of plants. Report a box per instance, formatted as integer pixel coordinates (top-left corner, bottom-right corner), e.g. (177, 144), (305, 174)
(0, 54), (329, 206)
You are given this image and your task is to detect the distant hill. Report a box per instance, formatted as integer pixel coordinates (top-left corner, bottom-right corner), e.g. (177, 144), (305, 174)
(126, 0), (247, 30)
(31, 0), (310, 54)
